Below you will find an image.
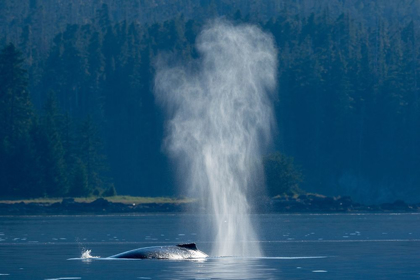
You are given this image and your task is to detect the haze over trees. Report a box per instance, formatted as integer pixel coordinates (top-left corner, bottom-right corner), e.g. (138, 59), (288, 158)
(1, 0), (420, 203)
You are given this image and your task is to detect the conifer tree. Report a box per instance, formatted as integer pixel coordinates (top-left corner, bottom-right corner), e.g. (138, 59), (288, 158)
(263, 152), (303, 197)
(68, 158), (90, 197)
(78, 115), (107, 192)
(0, 44), (36, 197)
(0, 43), (33, 142)
(33, 91), (68, 197)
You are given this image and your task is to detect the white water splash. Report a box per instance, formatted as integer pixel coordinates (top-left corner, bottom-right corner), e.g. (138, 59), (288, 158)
(155, 20), (277, 257)
(81, 249), (99, 259)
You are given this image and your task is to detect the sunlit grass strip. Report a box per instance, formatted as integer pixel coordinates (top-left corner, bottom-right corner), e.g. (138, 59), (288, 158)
(106, 196), (194, 204)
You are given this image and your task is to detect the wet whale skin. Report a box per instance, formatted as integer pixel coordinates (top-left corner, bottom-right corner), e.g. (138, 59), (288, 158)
(108, 243), (208, 259)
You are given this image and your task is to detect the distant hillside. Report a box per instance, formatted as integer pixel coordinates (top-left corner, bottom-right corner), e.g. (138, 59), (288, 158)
(1, 0), (420, 203)
(1, 0), (420, 55)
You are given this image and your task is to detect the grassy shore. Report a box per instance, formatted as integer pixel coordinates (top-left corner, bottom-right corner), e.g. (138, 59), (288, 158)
(0, 195), (193, 205)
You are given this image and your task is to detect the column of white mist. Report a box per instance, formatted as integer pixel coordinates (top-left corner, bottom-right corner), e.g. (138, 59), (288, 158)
(155, 20), (277, 257)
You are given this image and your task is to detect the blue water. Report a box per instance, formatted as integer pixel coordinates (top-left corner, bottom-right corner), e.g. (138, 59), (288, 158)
(0, 213), (419, 279)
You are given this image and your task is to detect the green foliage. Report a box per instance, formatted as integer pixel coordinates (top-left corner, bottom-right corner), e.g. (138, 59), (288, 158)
(263, 152), (303, 197)
(92, 188), (100, 196)
(0, 43), (32, 142)
(67, 158), (90, 197)
(0, 43), (37, 198)
(0, 45), (111, 198)
(78, 116), (107, 191)
(36, 91), (68, 197)
(2, 3), (420, 201)
(102, 184), (117, 197)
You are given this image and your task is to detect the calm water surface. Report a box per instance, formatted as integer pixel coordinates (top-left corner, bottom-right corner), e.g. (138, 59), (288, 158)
(0, 213), (419, 279)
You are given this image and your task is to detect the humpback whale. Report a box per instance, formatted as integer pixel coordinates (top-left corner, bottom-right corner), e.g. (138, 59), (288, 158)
(108, 243), (208, 259)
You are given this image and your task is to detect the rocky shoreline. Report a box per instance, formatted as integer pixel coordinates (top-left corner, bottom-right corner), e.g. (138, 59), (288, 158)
(0, 198), (186, 215)
(267, 195), (420, 213)
(0, 195), (419, 215)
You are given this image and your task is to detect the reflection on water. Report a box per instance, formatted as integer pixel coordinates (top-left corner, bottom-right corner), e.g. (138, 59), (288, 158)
(68, 255), (329, 279)
(163, 257), (277, 280)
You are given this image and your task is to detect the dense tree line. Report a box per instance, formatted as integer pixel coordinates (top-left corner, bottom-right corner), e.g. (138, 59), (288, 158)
(0, 44), (113, 198)
(2, 0), (420, 55)
(1, 3), (420, 203)
(267, 12), (420, 203)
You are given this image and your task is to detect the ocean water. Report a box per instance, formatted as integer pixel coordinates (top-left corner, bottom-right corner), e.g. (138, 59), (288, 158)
(0, 213), (419, 279)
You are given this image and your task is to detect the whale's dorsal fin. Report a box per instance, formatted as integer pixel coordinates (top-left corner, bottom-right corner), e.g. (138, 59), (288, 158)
(176, 243), (197, 250)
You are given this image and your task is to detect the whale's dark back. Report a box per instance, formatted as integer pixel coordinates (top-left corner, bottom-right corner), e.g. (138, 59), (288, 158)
(176, 243), (197, 250)
(108, 243), (207, 259)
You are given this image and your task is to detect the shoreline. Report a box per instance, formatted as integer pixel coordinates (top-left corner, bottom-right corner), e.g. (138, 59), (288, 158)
(0, 195), (419, 216)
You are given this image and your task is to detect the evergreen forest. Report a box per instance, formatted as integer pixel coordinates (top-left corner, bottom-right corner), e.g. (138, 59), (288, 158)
(1, 0), (420, 203)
